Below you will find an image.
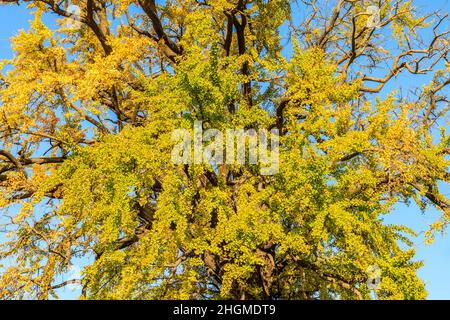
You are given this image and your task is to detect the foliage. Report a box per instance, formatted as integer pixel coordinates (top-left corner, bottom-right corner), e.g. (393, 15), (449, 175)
(0, 0), (449, 299)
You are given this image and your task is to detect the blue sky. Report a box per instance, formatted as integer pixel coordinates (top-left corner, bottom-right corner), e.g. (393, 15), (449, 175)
(0, 1), (449, 299)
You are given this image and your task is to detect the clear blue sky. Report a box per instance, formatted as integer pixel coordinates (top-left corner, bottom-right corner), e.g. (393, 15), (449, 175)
(0, 1), (449, 299)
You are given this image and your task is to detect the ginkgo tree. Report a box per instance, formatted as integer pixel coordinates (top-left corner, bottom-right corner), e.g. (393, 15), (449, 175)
(0, 0), (449, 300)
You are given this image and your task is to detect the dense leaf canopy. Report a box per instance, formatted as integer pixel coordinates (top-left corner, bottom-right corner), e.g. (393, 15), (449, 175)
(0, 0), (449, 299)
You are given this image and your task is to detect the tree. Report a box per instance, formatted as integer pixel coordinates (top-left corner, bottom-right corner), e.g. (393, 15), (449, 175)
(0, 0), (448, 300)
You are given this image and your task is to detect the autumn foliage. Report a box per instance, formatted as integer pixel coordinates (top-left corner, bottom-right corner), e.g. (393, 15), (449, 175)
(0, 0), (449, 299)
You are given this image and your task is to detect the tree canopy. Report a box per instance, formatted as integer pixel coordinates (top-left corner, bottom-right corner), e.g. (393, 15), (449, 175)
(0, 0), (449, 299)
